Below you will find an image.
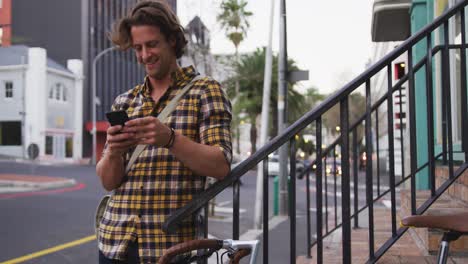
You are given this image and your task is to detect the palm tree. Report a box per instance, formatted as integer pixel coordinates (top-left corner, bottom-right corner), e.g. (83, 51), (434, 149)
(217, 0), (252, 58)
(225, 48), (306, 153)
(217, 0), (253, 154)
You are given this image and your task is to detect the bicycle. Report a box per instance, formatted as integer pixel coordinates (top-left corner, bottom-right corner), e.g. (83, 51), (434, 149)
(401, 211), (468, 264)
(157, 239), (260, 264)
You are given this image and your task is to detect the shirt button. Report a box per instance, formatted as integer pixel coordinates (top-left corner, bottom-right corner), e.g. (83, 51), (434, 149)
(140, 185), (143, 190)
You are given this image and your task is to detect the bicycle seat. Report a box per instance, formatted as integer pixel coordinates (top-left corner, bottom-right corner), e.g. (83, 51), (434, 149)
(401, 212), (468, 233)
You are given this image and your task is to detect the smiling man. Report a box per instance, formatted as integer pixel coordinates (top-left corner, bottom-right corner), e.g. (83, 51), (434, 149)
(95, 1), (232, 263)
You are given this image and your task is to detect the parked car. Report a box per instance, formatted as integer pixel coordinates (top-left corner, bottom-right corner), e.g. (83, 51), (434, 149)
(267, 155), (305, 177)
(325, 160), (342, 176)
(359, 152), (367, 170)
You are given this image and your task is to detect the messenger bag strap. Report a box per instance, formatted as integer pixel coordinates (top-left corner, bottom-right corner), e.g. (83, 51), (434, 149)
(124, 75), (203, 173)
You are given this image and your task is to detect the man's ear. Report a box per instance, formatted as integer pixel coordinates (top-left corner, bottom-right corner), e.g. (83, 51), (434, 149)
(169, 35), (176, 48)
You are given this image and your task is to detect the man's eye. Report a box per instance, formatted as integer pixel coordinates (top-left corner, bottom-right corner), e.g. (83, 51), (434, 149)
(148, 41), (158, 47)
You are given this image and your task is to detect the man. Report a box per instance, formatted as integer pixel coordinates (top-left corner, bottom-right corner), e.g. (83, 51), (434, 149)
(96, 1), (232, 263)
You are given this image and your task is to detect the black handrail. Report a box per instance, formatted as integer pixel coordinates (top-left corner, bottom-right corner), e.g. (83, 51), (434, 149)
(164, 2), (468, 263)
(163, 0), (468, 234)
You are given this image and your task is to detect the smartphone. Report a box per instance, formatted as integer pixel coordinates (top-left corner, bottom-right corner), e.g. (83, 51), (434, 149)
(105, 110), (129, 127)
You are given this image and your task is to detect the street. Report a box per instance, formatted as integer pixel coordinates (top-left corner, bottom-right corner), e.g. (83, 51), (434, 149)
(0, 160), (391, 263)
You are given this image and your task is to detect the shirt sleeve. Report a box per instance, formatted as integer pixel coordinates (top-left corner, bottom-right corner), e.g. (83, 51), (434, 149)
(198, 79), (233, 164)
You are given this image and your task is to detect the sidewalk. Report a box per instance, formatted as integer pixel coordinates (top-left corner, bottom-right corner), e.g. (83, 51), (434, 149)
(0, 174), (77, 194)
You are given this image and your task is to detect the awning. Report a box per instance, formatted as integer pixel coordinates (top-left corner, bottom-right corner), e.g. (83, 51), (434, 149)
(371, 0), (411, 42)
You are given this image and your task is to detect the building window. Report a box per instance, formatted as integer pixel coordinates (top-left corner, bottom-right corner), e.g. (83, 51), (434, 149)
(0, 0), (3, 8)
(5, 81), (13, 98)
(0, 28), (3, 46)
(49, 86), (54, 99)
(0, 122), (22, 146)
(62, 87), (67, 101)
(45, 136), (53, 155)
(65, 137), (73, 157)
(55, 84), (61, 100)
(49, 83), (68, 102)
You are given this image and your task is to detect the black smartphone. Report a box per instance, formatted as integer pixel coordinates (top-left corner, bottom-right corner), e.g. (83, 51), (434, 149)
(105, 110), (129, 127)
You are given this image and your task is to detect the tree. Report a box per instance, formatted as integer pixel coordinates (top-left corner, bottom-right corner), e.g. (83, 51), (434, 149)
(224, 48), (306, 153)
(217, 0), (253, 55)
(323, 92), (366, 146)
(217, 0), (253, 154)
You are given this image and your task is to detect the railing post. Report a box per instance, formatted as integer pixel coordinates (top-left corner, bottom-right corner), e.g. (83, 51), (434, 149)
(408, 47), (418, 215)
(315, 118), (323, 264)
(461, 9), (468, 162)
(426, 34), (436, 197)
(324, 155), (329, 234)
(233, 180), (240, 240)
(387, 64), (397, 237)
(375, 108), (381, 196)
(441, 28), (449, 165)
(365, 80), (375, 260)
(306, 168), (312, 259)
(333, 147), (338, 227)
(289, 138), (297, 264)
(263, 157), (269, 264)
(443, 21), (454, 178)
(352, 129), (359, 229)
(341, 98), (352, 264)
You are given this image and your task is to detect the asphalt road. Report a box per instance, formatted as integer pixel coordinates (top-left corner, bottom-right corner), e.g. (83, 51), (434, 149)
(0, 159), (390, 263)
(0, 161), (105, 263)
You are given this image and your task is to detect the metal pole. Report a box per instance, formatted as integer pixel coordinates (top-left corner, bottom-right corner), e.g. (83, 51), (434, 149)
(278, 0), (289, 216)
(92, 46), (117, 164)
(254, 0), (276, 229)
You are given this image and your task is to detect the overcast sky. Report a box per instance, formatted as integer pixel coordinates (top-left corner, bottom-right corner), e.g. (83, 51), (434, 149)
(178, 0), (375, 95)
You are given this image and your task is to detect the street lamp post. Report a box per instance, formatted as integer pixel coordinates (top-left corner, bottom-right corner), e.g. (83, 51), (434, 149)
(91, 46), (117, 164)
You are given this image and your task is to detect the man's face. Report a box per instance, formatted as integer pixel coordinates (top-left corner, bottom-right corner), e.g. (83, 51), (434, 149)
(131, 25), (176, 80)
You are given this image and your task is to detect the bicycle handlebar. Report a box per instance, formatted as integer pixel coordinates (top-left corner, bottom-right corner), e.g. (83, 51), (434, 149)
(157, 239), (259, 264)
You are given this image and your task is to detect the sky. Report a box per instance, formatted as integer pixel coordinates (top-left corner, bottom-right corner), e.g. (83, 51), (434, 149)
(178, 0), (375, 95)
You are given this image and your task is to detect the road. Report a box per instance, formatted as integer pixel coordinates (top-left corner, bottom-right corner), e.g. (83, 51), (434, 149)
(0, 160), (393, 263)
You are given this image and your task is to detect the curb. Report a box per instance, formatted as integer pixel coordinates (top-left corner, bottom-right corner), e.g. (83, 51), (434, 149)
(0, 178), (77, 194)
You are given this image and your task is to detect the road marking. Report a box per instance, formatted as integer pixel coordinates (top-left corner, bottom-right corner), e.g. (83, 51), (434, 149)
(214, 206), (246, 214)
(0, 235), (96, 264)
(0, 183), (86, 199)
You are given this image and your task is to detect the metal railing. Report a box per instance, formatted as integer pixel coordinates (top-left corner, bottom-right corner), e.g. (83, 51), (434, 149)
(163, 1), (468, 263)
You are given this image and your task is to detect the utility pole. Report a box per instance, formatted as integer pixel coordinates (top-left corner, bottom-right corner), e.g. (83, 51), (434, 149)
(254, 0), (276, 229)
(278, 0), (288, 215)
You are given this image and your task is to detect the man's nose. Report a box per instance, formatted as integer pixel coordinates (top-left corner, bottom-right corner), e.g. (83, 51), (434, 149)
(141, 47), (150, 62)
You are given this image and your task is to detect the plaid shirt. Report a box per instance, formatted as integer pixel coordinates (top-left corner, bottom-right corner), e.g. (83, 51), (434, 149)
(98, 66), (232, 263)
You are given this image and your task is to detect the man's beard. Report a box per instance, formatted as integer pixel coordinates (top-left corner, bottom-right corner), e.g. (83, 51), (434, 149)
(144, 57), (171, 80)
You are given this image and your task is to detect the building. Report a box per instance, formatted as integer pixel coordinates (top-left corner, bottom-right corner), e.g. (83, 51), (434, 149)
(0, 0), (12, 46)
(0, 46), (83, 161)
(6, 0), (176, 161)
(372, 0), (466, 187)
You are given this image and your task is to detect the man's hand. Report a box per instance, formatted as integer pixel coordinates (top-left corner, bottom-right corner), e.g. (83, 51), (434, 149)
(106, 125), (138, 156)
(123, 116), (172, 147)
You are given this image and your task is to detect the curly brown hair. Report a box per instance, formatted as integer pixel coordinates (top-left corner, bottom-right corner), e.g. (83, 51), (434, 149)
(110, 0), (187, 58)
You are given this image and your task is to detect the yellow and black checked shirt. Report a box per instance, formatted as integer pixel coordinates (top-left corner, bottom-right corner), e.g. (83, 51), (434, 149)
(98, 66), (232, 263)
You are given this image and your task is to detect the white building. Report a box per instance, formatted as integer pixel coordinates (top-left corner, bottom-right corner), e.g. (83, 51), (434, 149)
(0, 45), (83, 161)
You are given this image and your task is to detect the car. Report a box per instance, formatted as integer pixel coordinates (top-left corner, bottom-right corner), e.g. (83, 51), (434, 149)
(325, 160), (342, 176)
(267, 155), (305, 177)
(359, 152), (367, 170)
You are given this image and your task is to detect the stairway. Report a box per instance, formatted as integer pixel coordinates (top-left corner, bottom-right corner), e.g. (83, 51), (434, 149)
(297, 167), (468, 263)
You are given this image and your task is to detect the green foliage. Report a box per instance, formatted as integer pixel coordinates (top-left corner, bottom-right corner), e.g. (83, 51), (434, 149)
(217, 0), (253, 50)
(223, 48), (308, 152)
